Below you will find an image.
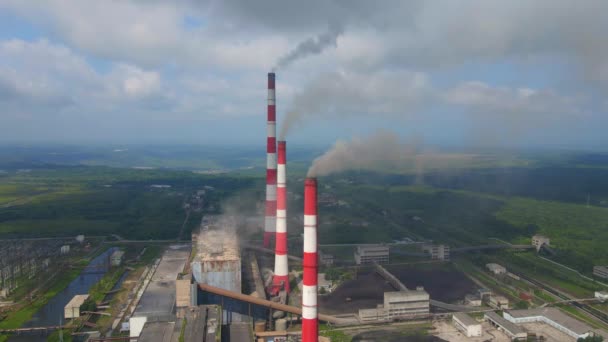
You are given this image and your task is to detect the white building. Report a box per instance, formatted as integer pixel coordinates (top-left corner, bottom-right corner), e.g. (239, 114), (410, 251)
(504, 308), (595, 340)
(354, 245), (389, 264)
(532, 234), (550, 251)
(593, 266), (608, 279)
(64, 294), (89, 319)
(595, 291), (608, 301)
(486, 263), (507, 275)
(453, 312), (482, 337)
(358, 289), (430, 322)
(60, 245), (70, 254)
(422, 244), (450, 261)
(111, 250), (125, 266)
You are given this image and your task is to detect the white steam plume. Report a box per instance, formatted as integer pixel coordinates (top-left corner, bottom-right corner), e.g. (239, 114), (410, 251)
(307, 130), (419, 177)
(274, 23), (343, 71)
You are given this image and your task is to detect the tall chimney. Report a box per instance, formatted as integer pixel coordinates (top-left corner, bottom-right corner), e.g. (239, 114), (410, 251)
(264, 72), (277, 248)
(273, 141), (289, 292)
(302, 178), (318, 341)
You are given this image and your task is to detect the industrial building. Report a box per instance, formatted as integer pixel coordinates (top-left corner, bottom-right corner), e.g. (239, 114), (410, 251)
(354, 245), (389, 264)
(484, 311), (527, 341)
(129, 245), (190, 338)
(64, 294), (89, 319)
(110, 249), (125, 266)
(422, 244), (450, 261)
(464, 294), (482, 306)
(358, 289), (430, 322)
(191, 216), (242, 323)
(486, 263), (507, 275)
(532, 234), (550, 251)
(452, 312), (482, 337)
(488, 295), (510, 309)
(593, 265), (608, 279)
(595, 291), (608, 301)
(503, 308), (596, 340)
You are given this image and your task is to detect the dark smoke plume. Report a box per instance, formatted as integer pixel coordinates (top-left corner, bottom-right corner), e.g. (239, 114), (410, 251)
(274, 23), (343, 71)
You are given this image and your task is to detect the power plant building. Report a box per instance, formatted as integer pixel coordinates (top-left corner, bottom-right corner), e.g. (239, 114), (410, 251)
(503, 308), (595, 340)
(358, 289), (430, 322)
(354, 245), (389, 264)
(191, 216), (242, 323)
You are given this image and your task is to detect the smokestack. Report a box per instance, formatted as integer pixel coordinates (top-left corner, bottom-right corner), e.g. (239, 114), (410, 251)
(264, 72), (277, 248)
(302, 178), (318, 341)
(273, 141), (289, 292)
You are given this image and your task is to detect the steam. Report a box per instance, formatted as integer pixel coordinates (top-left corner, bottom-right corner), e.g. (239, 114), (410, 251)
(278, 70), (430, 139)
(307, 130), (419, 177)
(273, 23), (343, 71)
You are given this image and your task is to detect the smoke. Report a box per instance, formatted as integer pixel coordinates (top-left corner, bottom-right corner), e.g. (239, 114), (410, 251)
(279, 70), (430, 139)
(307, 130), (420, 177)
(273, 23), (344, 71)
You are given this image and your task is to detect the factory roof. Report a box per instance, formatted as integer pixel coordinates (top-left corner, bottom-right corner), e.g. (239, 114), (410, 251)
(195, 216), (240, 262)
(384, 289), (429, 302)
(134, 245), (190, 318)
(65, 294), (89, 309)
(453, 312), (479, 327)
(484, 311), (526, 337)
(138, 322), (175, 342)
(505, 308), (592, 335)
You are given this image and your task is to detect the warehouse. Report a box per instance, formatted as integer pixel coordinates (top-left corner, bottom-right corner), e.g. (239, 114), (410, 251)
(503, 308), (594, 340)
(484, 311), (527, 341)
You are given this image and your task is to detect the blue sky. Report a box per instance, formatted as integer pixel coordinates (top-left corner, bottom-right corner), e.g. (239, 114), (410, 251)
(0, 1), (606, 149)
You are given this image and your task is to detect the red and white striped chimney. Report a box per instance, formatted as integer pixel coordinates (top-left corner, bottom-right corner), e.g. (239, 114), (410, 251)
(273, 141), (289, 292)
(302, 178), (318, 341)
(264, 72), (277, 248)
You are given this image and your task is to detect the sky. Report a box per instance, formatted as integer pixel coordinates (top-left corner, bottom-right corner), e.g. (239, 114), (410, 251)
(0, 1), (607, 149)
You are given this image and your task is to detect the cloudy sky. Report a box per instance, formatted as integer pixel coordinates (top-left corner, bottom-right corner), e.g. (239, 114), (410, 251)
(0, 0), (606, 148)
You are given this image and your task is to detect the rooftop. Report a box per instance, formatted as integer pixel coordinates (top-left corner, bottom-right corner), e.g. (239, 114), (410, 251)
(505, 308), (592, 335)
(385, 289), (429, 301)
(134, 245), (190, 318)
(453, 312), (479, 326)
(65, 294), (89, 309)
(138, 322), (175, 342)
(485, 311), (526, 336)
(195, 216), (240, 262)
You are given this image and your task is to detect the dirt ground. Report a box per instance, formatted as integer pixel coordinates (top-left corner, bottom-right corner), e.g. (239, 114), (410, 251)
(386, 265), (476, 303)
(318, 270), (395, 314)
(432, 320), (511, 342)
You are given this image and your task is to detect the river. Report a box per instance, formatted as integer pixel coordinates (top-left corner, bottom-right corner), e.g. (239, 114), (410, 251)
(10, 247), (119, 342)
